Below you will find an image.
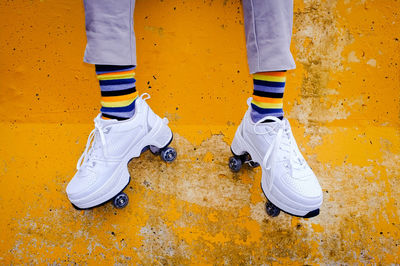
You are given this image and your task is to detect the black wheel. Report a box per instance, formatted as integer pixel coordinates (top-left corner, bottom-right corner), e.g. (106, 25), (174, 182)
(149, 145), (161, 155)
(229, 156), (242, 172)
(247, 160), (259, 168)
(160, 147), (177, 162)
(265, 201), (280, 217)
(112, 192), (129, 209)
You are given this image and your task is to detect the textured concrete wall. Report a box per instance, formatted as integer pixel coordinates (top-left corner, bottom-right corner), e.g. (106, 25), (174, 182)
(0, 0), (399, 264)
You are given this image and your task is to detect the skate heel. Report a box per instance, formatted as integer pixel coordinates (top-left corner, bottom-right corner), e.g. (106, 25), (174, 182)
(230, 128), (246, 157)
(229, 124), (260, 172)
(149, 118), (173, 148)
(229, 127), (247, 172)
(148, 118), (177, 163)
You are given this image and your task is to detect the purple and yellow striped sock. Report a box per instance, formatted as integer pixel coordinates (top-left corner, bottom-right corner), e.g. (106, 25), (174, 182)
(95, 65), (138, 120)
(250, 71), (286, 122)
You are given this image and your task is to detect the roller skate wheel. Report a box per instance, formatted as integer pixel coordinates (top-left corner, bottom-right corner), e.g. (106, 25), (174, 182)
(113, 192), (129, 209)
(161, 147), (177, 162)
(229, 156), (242, 172)
(247, 160), (259, 168)
(265, 201), (280, 217)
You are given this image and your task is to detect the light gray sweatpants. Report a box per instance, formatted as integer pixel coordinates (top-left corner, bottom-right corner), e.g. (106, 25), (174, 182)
(83, 0), (295, 73)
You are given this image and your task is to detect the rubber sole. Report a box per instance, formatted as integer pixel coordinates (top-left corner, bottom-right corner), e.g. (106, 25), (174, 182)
(71, 176), (132, 211)
(230, 128), (320, 218)
(71, 134), (175, 210)
(261, 187), (320, 218)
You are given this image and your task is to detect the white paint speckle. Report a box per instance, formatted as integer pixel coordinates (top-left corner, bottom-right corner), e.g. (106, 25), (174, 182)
(348, 51), (360, 63)
(367, 59), (377, 67)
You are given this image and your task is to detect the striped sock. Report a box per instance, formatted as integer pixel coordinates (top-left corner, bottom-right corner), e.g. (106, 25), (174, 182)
(95, 65), (138, 120)
(250, 71), (286, 122)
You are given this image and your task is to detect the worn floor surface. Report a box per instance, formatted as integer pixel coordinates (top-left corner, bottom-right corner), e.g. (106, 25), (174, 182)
(0, 0), (399, 264)
(0, 122), (399, 264)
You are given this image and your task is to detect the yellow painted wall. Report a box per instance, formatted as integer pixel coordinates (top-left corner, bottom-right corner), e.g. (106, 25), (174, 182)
(0, 0), (399, 264)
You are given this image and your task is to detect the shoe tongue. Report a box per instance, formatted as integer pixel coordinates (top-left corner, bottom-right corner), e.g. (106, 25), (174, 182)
(261, 116), (283, 123)
(256, 119), (279, 128)
(253, 119), (279, 135)
(94, 114), (118, 126)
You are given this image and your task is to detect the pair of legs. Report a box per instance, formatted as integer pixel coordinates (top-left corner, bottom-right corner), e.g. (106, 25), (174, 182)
(66, 0), (323, 217)
(84, 0), (295, 121)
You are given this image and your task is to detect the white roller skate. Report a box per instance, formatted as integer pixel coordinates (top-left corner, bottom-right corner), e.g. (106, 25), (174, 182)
(229, 98), (322, 218)
(66, 93), (177, 210)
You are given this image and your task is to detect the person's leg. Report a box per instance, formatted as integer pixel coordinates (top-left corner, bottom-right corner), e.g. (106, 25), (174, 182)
(84, 0), (137, 120)
(243, 0), (295, 122)
(96, 65), (137, 120)
(83, 0), (136, 65)
(67, 1), (177, 209)
(229, 0), (322, 218)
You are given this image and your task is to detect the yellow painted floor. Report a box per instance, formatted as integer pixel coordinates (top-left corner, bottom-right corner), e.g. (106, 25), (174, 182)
(1, 0), (399, 264)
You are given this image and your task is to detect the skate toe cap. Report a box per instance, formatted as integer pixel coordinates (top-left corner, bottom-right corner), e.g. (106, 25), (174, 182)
(298, 175), (323, 199)
(291, 175), (322, 204)
(272, 172), (323, 210)
(66, 171), (96, 199)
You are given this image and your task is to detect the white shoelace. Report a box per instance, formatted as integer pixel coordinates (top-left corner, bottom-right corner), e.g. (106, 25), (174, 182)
(253, 116), (306, 189)
(76, 93), (151, 171)
(76, 119), (109, 170)
(253, 116), (283, 168)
